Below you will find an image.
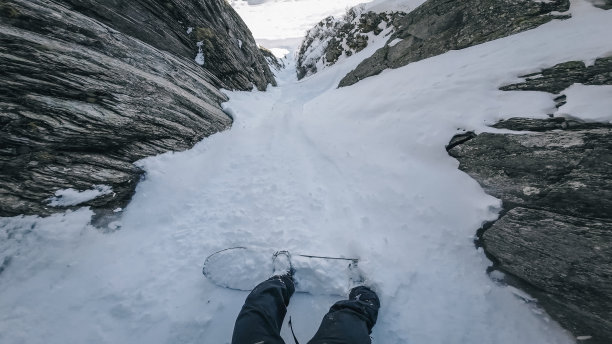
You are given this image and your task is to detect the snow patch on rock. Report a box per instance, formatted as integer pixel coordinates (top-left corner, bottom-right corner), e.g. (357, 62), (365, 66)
(48, 185), (113, 207)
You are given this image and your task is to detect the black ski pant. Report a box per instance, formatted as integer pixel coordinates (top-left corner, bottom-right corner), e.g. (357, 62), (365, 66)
(231, 276), (380, 344)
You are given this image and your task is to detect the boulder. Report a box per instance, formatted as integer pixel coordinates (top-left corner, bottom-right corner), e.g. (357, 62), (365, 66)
(484, 207), (612, 343)
(339, 0), (571, 87)
(0, 0), (275, 217)
(448, 117), (612, 343)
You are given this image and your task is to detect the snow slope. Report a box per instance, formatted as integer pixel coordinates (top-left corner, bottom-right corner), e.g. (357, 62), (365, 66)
(1, 0), (611, 343)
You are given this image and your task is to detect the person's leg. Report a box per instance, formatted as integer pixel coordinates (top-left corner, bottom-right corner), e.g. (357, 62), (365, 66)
(307, 286), (380, 344)
(231, 274), (295, 344)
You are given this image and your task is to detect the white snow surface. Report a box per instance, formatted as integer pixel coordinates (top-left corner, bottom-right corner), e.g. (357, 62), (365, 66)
(1, 0), (611, 343)
(555, 84), (612, 123)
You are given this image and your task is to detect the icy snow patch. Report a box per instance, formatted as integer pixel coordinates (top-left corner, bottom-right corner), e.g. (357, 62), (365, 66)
(47, 185), (112, 207)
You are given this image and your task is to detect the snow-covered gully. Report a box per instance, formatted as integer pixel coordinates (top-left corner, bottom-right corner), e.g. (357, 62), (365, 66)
(1, 0), (611, 343)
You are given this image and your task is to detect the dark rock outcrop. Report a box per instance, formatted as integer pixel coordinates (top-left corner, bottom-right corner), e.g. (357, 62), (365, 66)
(339, 0), (571, 87)
(500, 57), (612, 94)
(0, 0), (275, 217)
(448, 118), (612, 343)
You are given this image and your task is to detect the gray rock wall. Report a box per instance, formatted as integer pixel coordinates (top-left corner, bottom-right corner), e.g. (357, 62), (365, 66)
(0, 0), (275, 217)
(339, 0), (570, 87)
(484, 207), (612, 343)
(448, 117), (612, 343)
(53, 0), (276, 91)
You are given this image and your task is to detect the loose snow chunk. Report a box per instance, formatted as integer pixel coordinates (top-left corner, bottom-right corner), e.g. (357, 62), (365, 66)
(555, 84), (612, 123)
(48, 185), (113, 207)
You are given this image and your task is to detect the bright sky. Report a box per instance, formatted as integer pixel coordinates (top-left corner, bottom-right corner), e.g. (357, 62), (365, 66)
(229, 0), (372, 42)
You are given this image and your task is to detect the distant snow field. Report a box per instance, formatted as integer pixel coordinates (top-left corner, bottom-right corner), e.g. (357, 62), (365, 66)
(1, 0), (611, 344)
(228, 0), (374, 41)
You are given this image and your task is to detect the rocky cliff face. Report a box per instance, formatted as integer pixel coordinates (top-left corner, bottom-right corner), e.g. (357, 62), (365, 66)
(339, 0), (570, 87)
(296, 7), (406, 80)
(448, 55), (612, 343)
(0, 0), (276, 218)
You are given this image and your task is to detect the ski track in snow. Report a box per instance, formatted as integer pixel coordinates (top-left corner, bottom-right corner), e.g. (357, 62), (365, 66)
(1, 1), (611, 343)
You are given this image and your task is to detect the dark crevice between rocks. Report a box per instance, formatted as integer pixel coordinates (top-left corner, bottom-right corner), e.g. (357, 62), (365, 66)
(88, 171), (147, 231)
(474, 203), (509, 254)
(445, 131), (476, 152)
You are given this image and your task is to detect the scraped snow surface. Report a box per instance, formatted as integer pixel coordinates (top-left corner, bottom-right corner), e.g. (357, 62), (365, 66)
(1, 0), (611, 343)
